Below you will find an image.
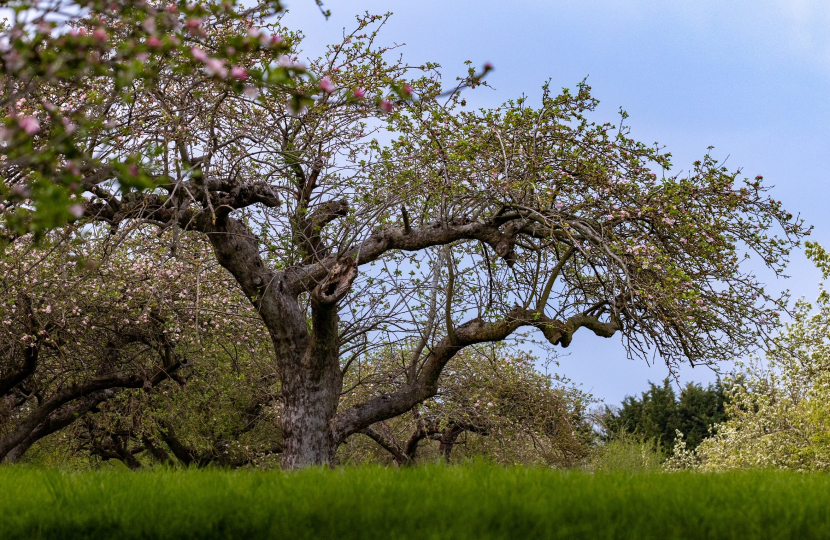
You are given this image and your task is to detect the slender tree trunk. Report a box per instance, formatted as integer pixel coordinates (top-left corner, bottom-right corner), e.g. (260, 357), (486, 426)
(438, 425), (465, 464)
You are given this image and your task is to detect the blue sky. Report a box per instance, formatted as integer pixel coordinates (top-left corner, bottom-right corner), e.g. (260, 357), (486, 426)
(282, 0), (830, 404)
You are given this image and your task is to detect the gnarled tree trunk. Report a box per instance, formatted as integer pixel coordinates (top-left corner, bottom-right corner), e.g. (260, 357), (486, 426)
(205, 217), (354, 468)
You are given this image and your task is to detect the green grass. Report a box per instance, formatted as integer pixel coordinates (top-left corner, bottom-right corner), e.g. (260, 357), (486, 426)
(1, 466), (829, 539)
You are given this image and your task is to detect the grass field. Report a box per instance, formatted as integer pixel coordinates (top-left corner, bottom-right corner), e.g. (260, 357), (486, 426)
(1, 466), (829, 539)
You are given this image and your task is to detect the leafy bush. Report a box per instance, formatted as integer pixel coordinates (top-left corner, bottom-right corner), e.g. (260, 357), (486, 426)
(670, 243), (830, 471)
(585, 432), (665, 472)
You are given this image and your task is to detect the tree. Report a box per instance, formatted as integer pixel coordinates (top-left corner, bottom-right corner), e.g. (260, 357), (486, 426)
(342, 345), (593, 467)
(2, 7), (807, 468)
(67, 335), (283, 469)
(671, 243), (830, 471)
(603, 378), (727, 452)
(0, 227), (272, 464)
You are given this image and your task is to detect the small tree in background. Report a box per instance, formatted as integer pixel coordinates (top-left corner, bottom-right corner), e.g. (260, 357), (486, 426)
(0, 226), (276, 466)
(340, 345), (594, 467)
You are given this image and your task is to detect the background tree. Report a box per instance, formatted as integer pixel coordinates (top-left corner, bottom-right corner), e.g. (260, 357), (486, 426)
(64, 339), (283, 469)
(3, 7), (808, 468)
(603, 378), (727, 453)
(342, 345), (593, 467)
(671, 243), (830, 471)
(0, 226), (274, 464)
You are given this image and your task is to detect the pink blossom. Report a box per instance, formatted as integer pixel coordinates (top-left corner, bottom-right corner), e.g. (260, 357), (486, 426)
(93, 28), (108, 42)
(404, 85), (413, 95)
(247, 27), (260, 38)
(353, 88), (365, 99)
(3, 50), (23, 72)
(205, 58), (227, 78)
(147, 36), (161, 48)
(18, 116), (40, 135)
(231, 66), (248, 80)
(319, 76), (335, 93)
(135, 52), (149, 62)
(380, 100), (393, 112)
(68, 204), (84, 218)
(191, 46), (208, 62)
(62, 117), (77, 134)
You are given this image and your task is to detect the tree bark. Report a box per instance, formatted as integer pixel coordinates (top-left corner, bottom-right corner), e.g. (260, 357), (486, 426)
(280, 367), (340, 467)
(280, 286), (347, 468)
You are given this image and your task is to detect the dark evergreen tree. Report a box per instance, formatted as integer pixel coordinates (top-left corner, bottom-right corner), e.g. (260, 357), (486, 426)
(604, 379), (727, 452)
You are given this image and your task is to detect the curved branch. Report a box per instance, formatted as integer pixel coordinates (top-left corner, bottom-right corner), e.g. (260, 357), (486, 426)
(286, 214), (528, 295)
(360, 425), (412, 466)
(333, 308), (619, 442)
(0, 361), (182, 460)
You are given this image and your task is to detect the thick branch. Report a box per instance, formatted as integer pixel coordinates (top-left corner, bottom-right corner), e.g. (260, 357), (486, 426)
(201, 217), (310, 368)
(142, 436), (175, 466)
(438, 424), (465, 464)
(0, 296), (40, 398)
(298, 199), (349, 264)
(286, 215), (527, 295)
(0, 345), (38, 399)
(2, 390), (116, 464)
(157, 420), (206, 466)
(0, 362), (181, 460)
(333, 308), (619, 442)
